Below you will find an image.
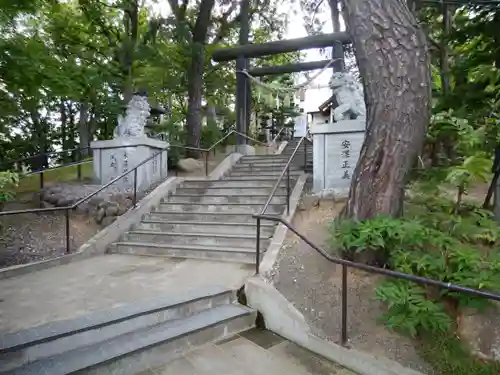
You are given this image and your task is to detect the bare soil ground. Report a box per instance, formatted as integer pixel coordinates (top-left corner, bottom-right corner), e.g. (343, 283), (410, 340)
(0, 200), (101, 268)
(271, 200), (435, 374)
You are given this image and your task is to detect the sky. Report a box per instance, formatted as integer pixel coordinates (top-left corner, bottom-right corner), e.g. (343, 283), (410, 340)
(151, 0), (344, 113)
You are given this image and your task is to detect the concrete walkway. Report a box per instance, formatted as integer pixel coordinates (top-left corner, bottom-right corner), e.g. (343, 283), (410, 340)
(0, 254), (253, 334)
(141, 329), (357, 375)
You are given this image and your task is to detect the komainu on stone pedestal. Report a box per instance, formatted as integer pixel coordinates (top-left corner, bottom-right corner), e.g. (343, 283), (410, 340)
(113, 94), (151, 138)
(329, 72), (366, 122)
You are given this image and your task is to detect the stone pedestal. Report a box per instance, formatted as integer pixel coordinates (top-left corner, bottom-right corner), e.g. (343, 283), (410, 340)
(311, 119), (365, 198)
(91, 137), (168, 192)
(294, 114), (308, 138)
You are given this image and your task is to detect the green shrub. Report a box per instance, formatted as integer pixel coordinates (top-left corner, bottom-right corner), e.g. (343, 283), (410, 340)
(200, 119), (223, 149)
(329, 196), (500, 337)
(0, 170), (19, 210)
(158, 119), (187, 168)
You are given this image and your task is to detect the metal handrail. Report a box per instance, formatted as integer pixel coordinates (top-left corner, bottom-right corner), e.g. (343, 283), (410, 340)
(258, 135), (307, 217)
(232, 130), (269, 148)
(252, 135), (309, 274)
(0, 128), (275, 256)
(271, 127), (286, 144)
(0, 146), (92, 168)
(253, 214), (500, 346)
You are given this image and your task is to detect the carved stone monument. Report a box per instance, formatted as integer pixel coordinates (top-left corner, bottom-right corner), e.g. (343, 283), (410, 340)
(312, 72), (366, 197)
(91, 92), (169, 191)
(329, 71), (366, 122)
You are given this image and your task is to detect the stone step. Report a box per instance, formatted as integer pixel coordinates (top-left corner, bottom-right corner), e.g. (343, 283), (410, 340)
(165, 194), (287, 205)
(134, 220), (276, 236)
(113, 242), (261, 264)
(223, 175), (298, 182)
(122, 231), (271, 249)
(0, 286), (235, 374)
(218, 336), (316, 375)
(231, 165), (302, 172)
(180, 180), (289, 189)
(172, 186), (289, 196)
(157, 202), (283, 214)
(241, 155), (289, 159)
(282, 148), (313, 152)
(228, 170), (303, 178)
(8, 304), (255, 375)
(237, 159), (289, 165)
(145, 212), (259, 223)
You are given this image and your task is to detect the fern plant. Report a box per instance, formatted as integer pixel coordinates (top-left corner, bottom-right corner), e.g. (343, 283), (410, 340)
(329, 203), (500, 338)
(375, 280), (452, 337)
(446, 153), (491, 212)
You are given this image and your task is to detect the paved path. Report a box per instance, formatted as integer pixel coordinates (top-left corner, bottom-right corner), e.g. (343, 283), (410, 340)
(140, 329), (357, 375)
(0, 254), (253, 334)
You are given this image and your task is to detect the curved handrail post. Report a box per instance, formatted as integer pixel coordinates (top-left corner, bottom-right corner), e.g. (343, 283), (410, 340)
(252, 213), (500, 347)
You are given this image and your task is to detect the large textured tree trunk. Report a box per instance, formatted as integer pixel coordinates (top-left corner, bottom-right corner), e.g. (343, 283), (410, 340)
(186, 44), (205, 158)
(185, 0), (215, 158)
(341, 0), (431, 220)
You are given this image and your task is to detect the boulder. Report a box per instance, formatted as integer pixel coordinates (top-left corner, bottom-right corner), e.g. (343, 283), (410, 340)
(101, 216), (117, 227)
(89, 196), (105, 207)
(55, 197), (74, 207)
(117, 205), (128, 216)
(98, 200), (112, 209)
(95, 207), (106, 224)
(106, 205), (119, 217)
(177, 158), (204, 172)
(46, 193), (61, 205)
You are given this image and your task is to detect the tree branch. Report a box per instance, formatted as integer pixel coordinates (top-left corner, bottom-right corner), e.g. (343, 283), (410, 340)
(211, 2), (240, 44)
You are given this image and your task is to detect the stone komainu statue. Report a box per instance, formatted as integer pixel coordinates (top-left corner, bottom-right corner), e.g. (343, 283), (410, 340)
(329, 72), (366, 122)
(113, 93), (151, 138)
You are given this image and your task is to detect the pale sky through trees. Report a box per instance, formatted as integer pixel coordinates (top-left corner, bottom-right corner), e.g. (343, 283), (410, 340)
(152, 0), (343, 113)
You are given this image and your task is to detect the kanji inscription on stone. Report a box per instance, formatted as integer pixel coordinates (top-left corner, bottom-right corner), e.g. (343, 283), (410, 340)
(341, 139), (352, 180)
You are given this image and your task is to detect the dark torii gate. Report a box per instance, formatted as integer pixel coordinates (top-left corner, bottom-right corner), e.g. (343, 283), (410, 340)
(211, 0), (352, 144)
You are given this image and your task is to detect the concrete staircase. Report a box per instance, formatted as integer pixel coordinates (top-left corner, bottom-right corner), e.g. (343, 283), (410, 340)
(0, 287), (256, 375)
(111, 154), (304, 264)
(0, 151), (349, 375)
(282, 137), (313, 173)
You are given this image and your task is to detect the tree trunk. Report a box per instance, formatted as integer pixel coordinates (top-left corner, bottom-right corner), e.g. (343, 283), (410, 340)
(328, 0), (341, 32)
(341, 0), (431, 220)
(185, 0), (215, 158)
(186, 44), (205, 158)
(78, 102), (91, 158)
(60, 100), (67, 160)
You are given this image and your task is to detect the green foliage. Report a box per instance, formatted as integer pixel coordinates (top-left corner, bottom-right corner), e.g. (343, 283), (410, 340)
(419, 332), (500, 375)
(0, 171), (19, 205)
(329, 192), (500, 337)
(375, 280), (452, 337)
(159, 119), (187, 167)
(200, 119), (223, 149)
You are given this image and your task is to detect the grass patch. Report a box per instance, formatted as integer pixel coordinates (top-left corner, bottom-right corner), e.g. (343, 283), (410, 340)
(419, 332), (500, 375)
(16, 162), (94, 194)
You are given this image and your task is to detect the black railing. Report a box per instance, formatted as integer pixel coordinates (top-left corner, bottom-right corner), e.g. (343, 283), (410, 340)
(0, 143), (196, 254)
(1, 146), (94, 194)
(253, 135), (308, 273)
(0, 129), (279, 258)
(253, 216), (500, 346)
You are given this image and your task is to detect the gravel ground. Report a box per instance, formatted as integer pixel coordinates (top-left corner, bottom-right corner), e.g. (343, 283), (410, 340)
(271, 200), (435, 374)
(0, 201), (100, 268)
